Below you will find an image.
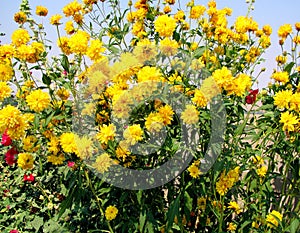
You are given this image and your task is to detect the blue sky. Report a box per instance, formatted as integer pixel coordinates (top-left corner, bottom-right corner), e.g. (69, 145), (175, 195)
(1, 0), (300, 88)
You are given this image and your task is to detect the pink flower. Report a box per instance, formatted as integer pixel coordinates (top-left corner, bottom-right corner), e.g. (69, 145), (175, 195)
(1, 130), (12, 146)
(245, 89), (259, 104)
(5, 148), (18, 165)
(23, 174), (35, 182)
(67, 161), (75, 168)
(10, 230), (19, 233)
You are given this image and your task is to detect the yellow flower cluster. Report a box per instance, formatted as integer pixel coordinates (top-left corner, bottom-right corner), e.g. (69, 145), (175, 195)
(216, 166), (239, 196)
(212, 67), (252, 96)
(0, 105), (28, 139)
(57, 30), (106, 61)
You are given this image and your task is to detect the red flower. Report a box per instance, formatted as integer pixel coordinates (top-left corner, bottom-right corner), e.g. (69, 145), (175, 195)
(5, 148), (18, 165)
(67, 161), (75, 168)
(23, 174), (35, 182)
(245, 89), (259, 104)
(1, 130), (12, 146)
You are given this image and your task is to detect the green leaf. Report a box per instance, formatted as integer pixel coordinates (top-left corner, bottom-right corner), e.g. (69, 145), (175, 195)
(184, 191), (193, 212)
(290, 218), (300, 233)
(166, 195), (180, 232)
(61, 54), (70, 72)
(31, 216), (43, 231)
(42, 73), (51, 86)
(284, 62), (295, 74)
(44, 111), (56, 128)
(194, 46), (205, 59)
(139, 211), (146, 232)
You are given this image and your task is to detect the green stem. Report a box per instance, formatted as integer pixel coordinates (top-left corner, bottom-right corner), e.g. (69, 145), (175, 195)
(218, 196), (224, 232)
(84, 170), (114, 233)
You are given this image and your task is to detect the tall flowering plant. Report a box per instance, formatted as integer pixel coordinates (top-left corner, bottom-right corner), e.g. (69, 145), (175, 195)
(0, 0), (299, 232)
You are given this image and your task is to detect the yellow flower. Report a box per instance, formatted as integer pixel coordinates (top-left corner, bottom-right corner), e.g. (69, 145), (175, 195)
(97, 124), (116, 144)
(60, 132), (78, 154)
(65, 21), (76, 34)
(165, 0), (175, 4)
(56, 88), (70, 100)
(227, 222), (237, 231)
(50, 14), (63, 25)
(212, 67), (234, 91)
(47, 154), (65, 165)
(256, 166), (268, 178)
(157, 104), (174, 125)
(0, 105), (28, 139)
(226, 74), (252, 97)
(159, 38), (179, 56)
(0, 82), (12, 101)
(69, 30), (90, 54)
(278, 24), (292, 39)
(279, 111), (299, 132)
(48, 136), (60, 155)
(290, 93), (300, 112)
(14, 12), (27, 24)
(188, 164), (201, 178)
(23, 135), (38, 152)
(192, 89), (208, 108)
(190, 5), (206, 19)
(63, 0), (82, 17)
(154, 15), (177, 37)
(0, 44), (14, 59)
(197, 197), (206, 211)
(26, 89), (50, 112)
(273, 90), (293, 109)
(163, 5), (172, 14)
(266, 210), (282, 228)
(75, 135), (94, 160)
(36, 6), (48, 16)
(228, 201), (242, 214)
(105, 205), (118, 221)
(293, 35), (300, 44)
(272, 71), (289, 84)
(251, 155), (264, 165)
(145, 112), (164, 133)
(86, 39), (106, 62)
(93, 153), (113, 173)
(123, 124), (143, 145)
(181, 105), (199, 124)
(262, 24), (272, 36)
(137, 66), (162, 83)
(116, 146), (130, 162)
(57, 37), (71, 55)
(174, 10), (185, 22)
(11, 29), (30, 47)
(17, 153), (34, 170)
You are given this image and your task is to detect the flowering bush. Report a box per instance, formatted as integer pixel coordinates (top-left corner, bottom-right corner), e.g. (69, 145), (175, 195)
(0, 0), (299, 232)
